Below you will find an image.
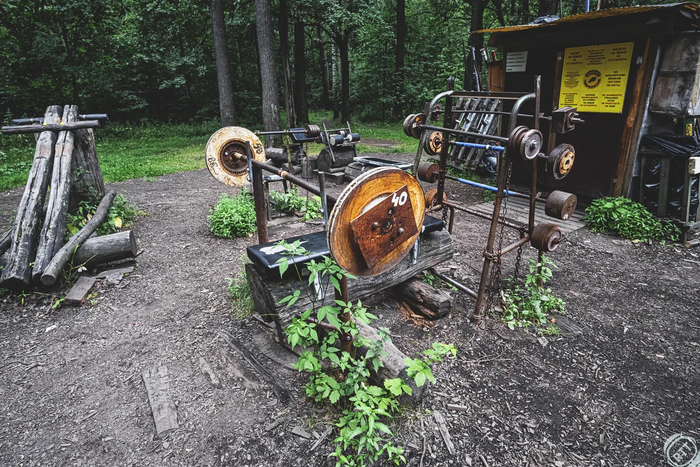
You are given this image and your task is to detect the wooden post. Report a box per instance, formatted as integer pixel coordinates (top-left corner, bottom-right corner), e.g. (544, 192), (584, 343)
(33, 105), (78, 282)
(71, 127), (105, 207)
(0, 105), (62, 289)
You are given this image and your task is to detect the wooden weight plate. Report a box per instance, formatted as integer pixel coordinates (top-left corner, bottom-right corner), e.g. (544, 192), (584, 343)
(327, 167), (425, 276)
(205, 126), (266, 186)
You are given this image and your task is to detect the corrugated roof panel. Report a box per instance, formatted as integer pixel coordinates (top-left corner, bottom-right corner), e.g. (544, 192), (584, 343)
(474, 2), (699, 34)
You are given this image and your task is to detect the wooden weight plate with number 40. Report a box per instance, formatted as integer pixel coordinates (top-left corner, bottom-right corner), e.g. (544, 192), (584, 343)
(327, 167), (425, 276)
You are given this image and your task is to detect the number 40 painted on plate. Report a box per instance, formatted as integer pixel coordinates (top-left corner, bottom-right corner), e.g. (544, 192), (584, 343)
(392, 190), (408, 207)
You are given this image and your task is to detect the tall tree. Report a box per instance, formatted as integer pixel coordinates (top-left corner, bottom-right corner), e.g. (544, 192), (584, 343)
(208, 0), (237, 126)
(255, 0), (282, 146)
(294, 19), (309, 124)
(538, 0), (559, 17)
(394, 0), (406, 119)
(279, 0), (296, 128)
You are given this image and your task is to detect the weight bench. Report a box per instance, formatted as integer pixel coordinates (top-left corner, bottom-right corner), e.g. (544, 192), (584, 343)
(247, 215), (445, 280)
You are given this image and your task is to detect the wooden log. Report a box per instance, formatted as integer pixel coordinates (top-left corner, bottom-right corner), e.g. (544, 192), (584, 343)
(33, 105), (78, 282)
(72, 230), (137, 268)
(246, 229), (454, 327)
(141, 365), (179, 438)
(301, 156), (317, 179)
(71, 128), (105, 207)
(1, 120), (100, 135)
(64, 276), (97, 306)
(317, 147), (355, 172)
(266, 147), (288, 165)
(0, 105), (62, 289)
(41, 191), (116, 286)
(392, 277), (453, 319)
(0, 229), (10, 256)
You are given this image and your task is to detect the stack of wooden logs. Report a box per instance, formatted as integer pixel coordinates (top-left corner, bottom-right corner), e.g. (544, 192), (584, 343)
(0, 105), (137, 290)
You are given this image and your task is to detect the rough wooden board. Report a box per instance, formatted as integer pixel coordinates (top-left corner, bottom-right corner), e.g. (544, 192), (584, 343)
(64, 276), (97, 306)
(198, 357), (222, 388)
(141, 365), (179, 438)
(95, 266), (135, 279)
(433, 411), (455, 455)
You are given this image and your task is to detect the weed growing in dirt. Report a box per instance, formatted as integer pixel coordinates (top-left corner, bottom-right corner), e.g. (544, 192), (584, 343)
(227, 271), (255, 319)
(269, 186), (322, 221)
(583, 196), (680, 242)
(421, 271), (457, 292)
(276, 240), (456, 466)
(66, 194), (141, 238)
(208, 191), (257, 238)
(500, 257), (565, 330)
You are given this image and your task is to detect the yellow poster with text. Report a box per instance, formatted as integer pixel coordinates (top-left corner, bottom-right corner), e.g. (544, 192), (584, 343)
(559, 42), (634, 113)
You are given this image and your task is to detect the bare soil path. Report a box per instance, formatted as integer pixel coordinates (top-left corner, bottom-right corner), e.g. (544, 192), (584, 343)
(0, 159), (698, 466)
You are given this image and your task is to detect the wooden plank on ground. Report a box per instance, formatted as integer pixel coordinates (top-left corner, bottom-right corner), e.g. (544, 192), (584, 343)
(64, 276), (97, 306)
(141, 365), (179, 438)
(433, 411), (456, 455)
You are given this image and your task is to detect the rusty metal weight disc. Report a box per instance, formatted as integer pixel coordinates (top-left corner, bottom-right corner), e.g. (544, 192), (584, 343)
(327, 167), (425, 276)
(205, 127), (266, 186)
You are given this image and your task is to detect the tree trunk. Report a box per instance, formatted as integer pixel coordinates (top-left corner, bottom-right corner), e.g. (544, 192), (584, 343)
(538, 0), (559, 16)
(317, 147), (355, 172)
(256, 0), (282, 147)
(279, 0), (296, 128)
(393, 0), (406, 120)
(468, 0), (486, 87)
(338, 32), (351, 123)
(317, 24), (331, 111)
(33, 105), (78, 282)
(41, 191), (116, 286)
(0, 229), (11, 256)
(246, 229), (454, 326)
(72, 230), (137, 268)
(71, 128), (105, 208)
(0, 105), (62, 289)
(294, 19), (309, 124)
(209, 0), (237, 127)
(392, 277), (453, 319)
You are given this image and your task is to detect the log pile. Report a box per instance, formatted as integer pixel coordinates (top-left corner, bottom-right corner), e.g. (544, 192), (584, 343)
(0, 105), (135, 290)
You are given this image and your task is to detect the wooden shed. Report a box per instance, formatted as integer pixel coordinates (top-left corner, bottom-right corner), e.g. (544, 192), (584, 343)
(479, 2), (700, 217)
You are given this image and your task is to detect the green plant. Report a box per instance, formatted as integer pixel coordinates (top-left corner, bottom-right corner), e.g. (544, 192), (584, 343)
(421, 271), (457, 292)
(227, 271), (255, 319)
(65, 194), (141, 238)
(269, 186), (322, 221)
(276, 241), (456, 466)
(208, 190), (257, 238)
(500, 257), (565, 330)
(51, 296), (66, 310)
(583, 196), (680, 242)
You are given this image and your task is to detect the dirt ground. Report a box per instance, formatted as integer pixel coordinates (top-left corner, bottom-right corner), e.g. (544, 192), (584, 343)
(0, 153), (699, 467)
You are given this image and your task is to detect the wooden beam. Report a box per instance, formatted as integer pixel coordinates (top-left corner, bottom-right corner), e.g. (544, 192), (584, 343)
(1, 120), (100, 135)
(64, 276), (97, 306)
(141, 365), (179, 438)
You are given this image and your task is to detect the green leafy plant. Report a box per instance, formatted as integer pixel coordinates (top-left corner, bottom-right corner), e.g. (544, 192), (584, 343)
(208, 190), (257, 238)
(500, 257), (565, 330)
(583, 196), (680, 242)
(227, 270), (255, 319)
(65, 194), (141, 238)
(276, 241), (456, 466)
(421, 271), (457, 292)
(269, 186), (322, 221)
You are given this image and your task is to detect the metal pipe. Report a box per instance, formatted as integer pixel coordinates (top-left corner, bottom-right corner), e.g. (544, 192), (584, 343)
(498, 235), (530, 255)
(256, 129), (305, 136)
(428, 268), (478, 299)
(437, 78), (455, 211)
(443, 200), (525, 231)
(450, 141), (505, 152)
(337, 276), (353, 355)
(252, 163), (269, 244)
(529, 76), (541, 235)
(318, 172), (329, 227)
(444, 174), (521, 196)
(250, 159), (338, 207)
(420, 124), (509, 142)
(449, 90), (531, 100)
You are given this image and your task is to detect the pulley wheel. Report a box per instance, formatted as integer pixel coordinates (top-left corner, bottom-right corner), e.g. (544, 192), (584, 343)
(424, 131), (443, 156)
(410, 113), (427, 139)
(507, 125), (528, 157)
(205, 126), (266, 186)
(546, 144), (576, 180)
(544, 190), (577, 221)
(424, 188), (447, 208)
(519, 129), (543, 160)
(403, 114), (417, 138)
(327, 167), (425, 276)
(417, 163), (440, 183)
(530, 222), (562, 252)
(304, 124), (321, 138)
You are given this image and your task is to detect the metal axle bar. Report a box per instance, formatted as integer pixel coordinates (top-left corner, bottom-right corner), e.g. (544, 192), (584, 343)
(428, 269), (478, 298)
(450, 141), (505, 152)
(444, 174), (521, 196)
(420, 124), (509, 143)
(250, 159), (338, 207)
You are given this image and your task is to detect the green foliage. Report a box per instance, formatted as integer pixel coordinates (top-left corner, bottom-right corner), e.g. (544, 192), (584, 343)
(420, 271), (457, 292)
(269, 186), (322, 221)
(228, 270), (255, 319)
(277, 242), (456, 467)
(208, 191), (257, 238)
(584, 196), (680, 242)
(500, 257), (565, 330)
(65, 194), (140, 239)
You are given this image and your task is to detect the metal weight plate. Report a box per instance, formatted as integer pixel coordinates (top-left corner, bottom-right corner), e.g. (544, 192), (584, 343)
(519, 129), (543, 160)
(544, 190), (577, 220)
(205, 126), (266, 186)
(327, 167), (425, 276)
(424, 188), (447, 208)
(424, 131), (443, 156)
(403, 114), (417, 137)
(410, 113), (427, 139)
(417, 162), (440, 183)
(546, 143), (575, 180)
(530, 222), (562, 252)
(304, 124), (321, 138)
(507, 125), (528, 156)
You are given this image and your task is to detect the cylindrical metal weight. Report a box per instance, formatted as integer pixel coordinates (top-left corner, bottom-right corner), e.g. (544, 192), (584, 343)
(507, 125), (528, 156)
(546, 144), (576, 180)
(544, 190), (577, 221)
(304, 124), (321, 138)
(329, 134), (345, 146)
(530, 222), (562, 252)
(424, 131), (443, 156)
(417, 163), (440, 183)
(403, 114), (417, 137)
(410, 113), (427, 139)
(519, 129), (543, 160)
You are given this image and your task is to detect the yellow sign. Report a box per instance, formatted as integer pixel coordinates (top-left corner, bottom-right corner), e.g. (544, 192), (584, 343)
(559, 42), (634, 113)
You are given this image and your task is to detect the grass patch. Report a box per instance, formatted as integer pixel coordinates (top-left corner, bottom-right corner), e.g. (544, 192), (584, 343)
(228, 271), (255, 320)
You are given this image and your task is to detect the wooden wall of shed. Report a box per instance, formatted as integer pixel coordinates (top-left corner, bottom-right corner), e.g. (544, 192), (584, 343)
(497, 40), (653, 202)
